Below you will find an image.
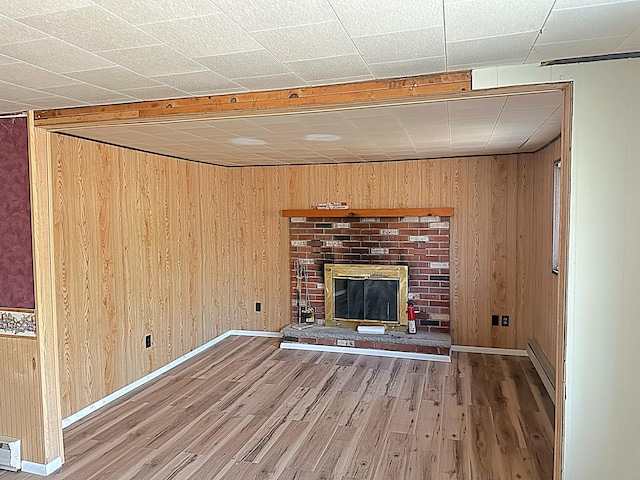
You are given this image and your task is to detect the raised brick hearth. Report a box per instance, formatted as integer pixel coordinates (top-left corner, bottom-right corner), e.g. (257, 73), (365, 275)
(281, 325), (451, 356)
(288, 214), (451, 334)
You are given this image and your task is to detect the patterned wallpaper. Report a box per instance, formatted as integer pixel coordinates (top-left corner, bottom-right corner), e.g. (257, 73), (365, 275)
(0, 117), (35, 309)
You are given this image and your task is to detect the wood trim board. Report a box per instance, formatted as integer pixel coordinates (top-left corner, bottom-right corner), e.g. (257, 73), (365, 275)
(282, 207), (454, 218)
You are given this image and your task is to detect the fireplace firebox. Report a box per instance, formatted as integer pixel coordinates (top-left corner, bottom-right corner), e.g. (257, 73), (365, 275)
(324, 264), (408, 330)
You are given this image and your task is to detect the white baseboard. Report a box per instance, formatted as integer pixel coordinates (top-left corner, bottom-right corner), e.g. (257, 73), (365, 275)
(280, 341), (451, 362)
(451, 345), (528, 356)
(62, 330), (280, 428)
(21, 457), (62, 476)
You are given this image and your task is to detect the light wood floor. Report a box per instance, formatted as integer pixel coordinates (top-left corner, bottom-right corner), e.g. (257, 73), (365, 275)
(2, 336), (554, 479)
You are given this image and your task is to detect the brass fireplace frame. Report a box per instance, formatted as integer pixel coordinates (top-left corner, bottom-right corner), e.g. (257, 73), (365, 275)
(324, 263), (408, 331)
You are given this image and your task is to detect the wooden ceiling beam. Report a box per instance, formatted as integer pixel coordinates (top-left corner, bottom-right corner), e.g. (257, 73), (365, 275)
(33, 71), (471, 128)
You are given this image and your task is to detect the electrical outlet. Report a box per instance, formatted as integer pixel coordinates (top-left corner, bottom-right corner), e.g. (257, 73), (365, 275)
(492, 314), (499, 326)
(255, 302), (261, 312)
(501, 315), (509, 327)
(145, 334), (151, 348)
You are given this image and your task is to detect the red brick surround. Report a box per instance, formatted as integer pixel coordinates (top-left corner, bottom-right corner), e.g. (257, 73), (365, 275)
(289, 215), (450, 333)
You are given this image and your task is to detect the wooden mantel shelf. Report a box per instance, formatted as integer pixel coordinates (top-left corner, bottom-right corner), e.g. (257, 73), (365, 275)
(282, 207), (454, 218)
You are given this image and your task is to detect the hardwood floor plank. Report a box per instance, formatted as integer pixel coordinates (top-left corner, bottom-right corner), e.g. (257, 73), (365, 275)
(0, 338), (554, 480)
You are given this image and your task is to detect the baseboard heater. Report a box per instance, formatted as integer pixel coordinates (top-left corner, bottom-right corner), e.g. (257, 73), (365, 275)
(0, 436), (20, 472)
(526, 339), (556, 404)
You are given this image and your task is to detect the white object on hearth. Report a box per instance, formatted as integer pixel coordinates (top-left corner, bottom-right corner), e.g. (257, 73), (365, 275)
(357, 325), (385, 334)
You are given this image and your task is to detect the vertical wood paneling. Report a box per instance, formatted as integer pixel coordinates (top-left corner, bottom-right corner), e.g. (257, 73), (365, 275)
(27, 120), (64, 464)
(0, 336), (44, 462)
(50, 136), (231, 418)
(490, 156), (507, 347)
(49, 133), (562, 425)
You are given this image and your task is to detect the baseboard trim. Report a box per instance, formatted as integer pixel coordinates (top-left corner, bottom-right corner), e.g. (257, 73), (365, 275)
(280, 341), (451, 362)
(62, 330), (281, 428)
(527, 339), (556, 404)
(451, 345), (528, 356)
(21, 457), (62, 476)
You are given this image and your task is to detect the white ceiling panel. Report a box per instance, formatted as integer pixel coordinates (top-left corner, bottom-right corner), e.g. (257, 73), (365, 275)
(92, 0), (222, 25)
(40, 83), (135, 104)
(0, 0), (93, 19)
(447, 32), (538, 66)
(19, 6), (158, 52)
(0, 38), (114, 73)
(284, 54), (372, 82)
(527, 36), (629, 63)
(215, 0), (337, 31)
(117, 85), (191, 101)
(251, 21), (357, 62)
(540, 2), (640, 44)
(150, 70), (240, 93)
(140, 14), (262, 57)
(329, 0), (443, 36)
(0, 63), (78, 90)
(195, 49), (291, 78)
(66, 66), (162, 91)
(97, 45), (206, 77)
(353, 27), (444, 64)
(231, 73), (307, 91)
(0, 16), (49, 45)
(444, 0), (554, 42)
(368, 56), (446, 78)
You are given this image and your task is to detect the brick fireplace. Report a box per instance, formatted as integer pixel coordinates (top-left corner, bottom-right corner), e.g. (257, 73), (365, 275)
(288, 213), (451, 334)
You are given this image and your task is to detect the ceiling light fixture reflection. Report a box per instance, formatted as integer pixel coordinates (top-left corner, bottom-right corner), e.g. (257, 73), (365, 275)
(230, 137), (268, 146)
(304, 133), (342, 142)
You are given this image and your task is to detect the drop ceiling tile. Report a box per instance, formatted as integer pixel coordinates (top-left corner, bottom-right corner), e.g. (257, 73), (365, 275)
(616, 25), (640, 50)
(540, 2), (640, 44)
(447, 31), (537, 66)
(329, 0), (443, 36)
(40, 83), (136, 104)
(196, 49), (291, 78)
(232, 73), (307, 91)
(0, 0), (93, 18)
(534, 36), (631, 63)
(140, 14), (262, 57)
(0, 81), (48, 101)
(93, 0), (221, 25)
(0, 99), (28, 112)
(21, 95), (88, 109)
(504, 92), (562, 110)
(66, 66), (162, 90)
(19, 6), (158, 52)
(448, 96), (506, 117)
(367, 56), (446, 78)
(251, 21), (357, 62)
(118, 85), (191, 100)
(307, 74), (375, 86)
(151, 71), (241, 93)
(445, 0), (553, 42)
(0, 63), (78, 89)
(216, 0), (336, 31)
(284, 54), (371, 82)
(0, 17), (50, 45)
(98, 45), (206, 77)
(0, 54), (17, 65)
(353, 27), (444, 63)
(0, 38), (114, 73)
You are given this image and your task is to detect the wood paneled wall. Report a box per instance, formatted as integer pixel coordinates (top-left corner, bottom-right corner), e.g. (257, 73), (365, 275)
(50, 136), (231, 418)
(49, 133), (561, 419)
(0, 336), (44, 462)
(517, 140), (562, 365)
(227, 156), (529, 348)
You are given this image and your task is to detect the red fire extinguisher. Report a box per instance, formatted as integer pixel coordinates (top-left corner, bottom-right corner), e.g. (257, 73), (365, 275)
(407, 301), (417, 334)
